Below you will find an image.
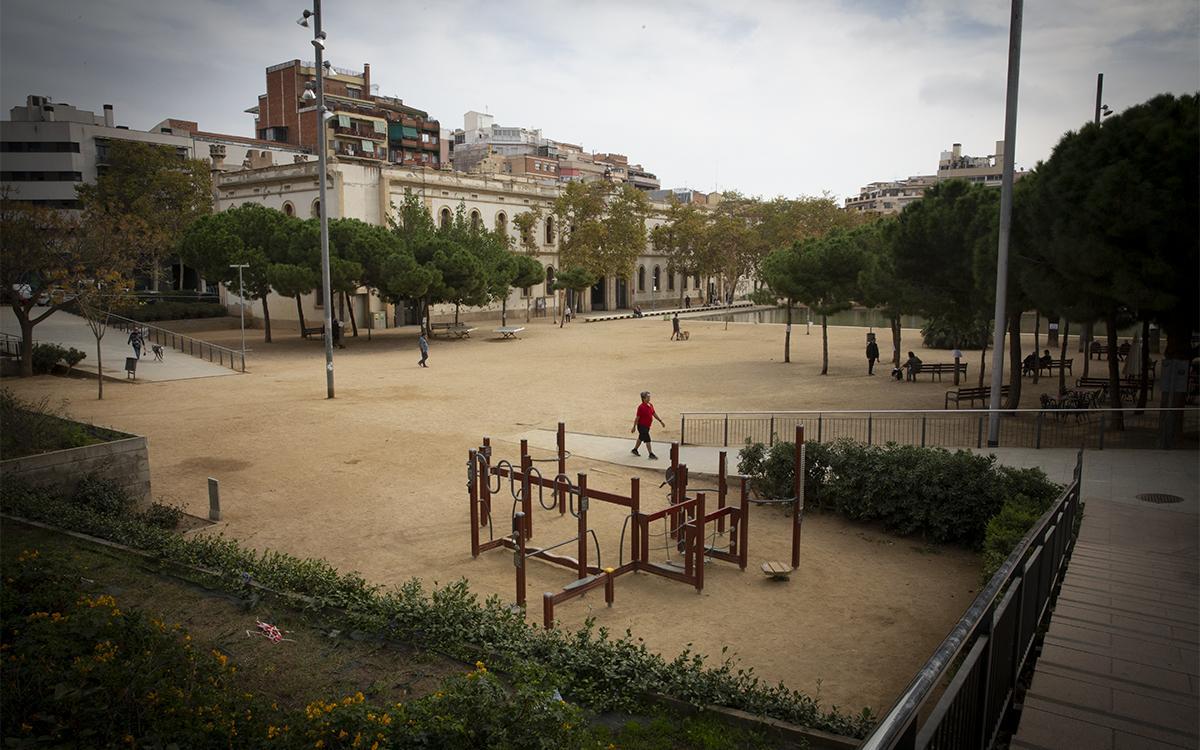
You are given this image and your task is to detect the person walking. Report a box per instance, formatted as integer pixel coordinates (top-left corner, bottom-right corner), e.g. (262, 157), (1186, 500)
(866, 335), (880, 375)
(417, 331), (429, 367)
(127, 328), (144, 360)
(670, 313), (681, 340)
(630, 390), (666, 460)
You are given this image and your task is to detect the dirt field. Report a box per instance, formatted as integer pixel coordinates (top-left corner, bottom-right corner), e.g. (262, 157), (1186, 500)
(5, 314), (1002, 715)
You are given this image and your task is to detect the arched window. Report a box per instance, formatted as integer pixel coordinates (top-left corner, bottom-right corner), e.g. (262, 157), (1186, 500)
(495, 211), (508, 235)
(693, 274), (700, 289)
(311, 199), (321, 218)
(440, 207), (451, 229)
(652, 266), (661, 292)
(470, 210), (481, 230)
(282, 201), (295, 217)
(545, 265), (555, 290)
(667, 270), (675, 291)
(544, 216), (555, 244)
(637, 266), (645, 292)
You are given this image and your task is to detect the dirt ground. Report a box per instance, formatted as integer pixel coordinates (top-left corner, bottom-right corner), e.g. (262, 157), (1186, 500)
(5, 314), (1015, 716)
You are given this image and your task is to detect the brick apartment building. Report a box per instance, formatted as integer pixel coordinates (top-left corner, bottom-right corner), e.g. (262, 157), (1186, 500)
(249, 60), (442, 168)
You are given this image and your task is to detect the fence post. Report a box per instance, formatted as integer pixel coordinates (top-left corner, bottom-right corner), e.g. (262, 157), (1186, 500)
(867, 413), (873, 445)
(977, 415), (984, 449)
(679, 415), (685, 446)
(769, 416), (776, 445)
(1098, 413), (1106, 450)
(207, 477), (221, 521)
(817, 414), (823, 443)
(1035, 411), (1043, 449)
(723, 415), (729, 447)
(921, 415), (927, 447)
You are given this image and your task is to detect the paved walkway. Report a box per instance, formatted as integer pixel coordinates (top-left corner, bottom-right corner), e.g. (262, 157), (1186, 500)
(2, 308), (237, 382)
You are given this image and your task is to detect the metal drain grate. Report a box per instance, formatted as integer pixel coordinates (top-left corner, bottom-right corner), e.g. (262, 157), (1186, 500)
(1137, 493), (1184, 504)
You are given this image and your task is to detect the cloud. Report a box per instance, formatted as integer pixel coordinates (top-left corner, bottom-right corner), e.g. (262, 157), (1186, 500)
(2, 0), (1196, 202)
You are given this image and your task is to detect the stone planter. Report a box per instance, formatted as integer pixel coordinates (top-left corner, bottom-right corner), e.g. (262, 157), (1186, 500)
(1, 434), (151, 505)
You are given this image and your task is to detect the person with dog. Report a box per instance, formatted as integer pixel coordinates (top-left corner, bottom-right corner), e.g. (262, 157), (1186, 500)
(903, 351), (922, 381)
(630, 390), (666, 460)
(127, 328), (144, 360)
(671, 313), (681, 340)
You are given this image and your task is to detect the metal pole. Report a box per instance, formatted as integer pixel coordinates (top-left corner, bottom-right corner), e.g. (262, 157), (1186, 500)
(987, 0), (1023, 447)
(313, 0), (335, 398)
(230, 263), (248, 358)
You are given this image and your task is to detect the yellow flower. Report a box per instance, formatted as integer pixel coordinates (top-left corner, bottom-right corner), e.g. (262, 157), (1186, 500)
(338, 730), (348, 739)
(212, 650), (228, 667)
(315, 742), (325, 749)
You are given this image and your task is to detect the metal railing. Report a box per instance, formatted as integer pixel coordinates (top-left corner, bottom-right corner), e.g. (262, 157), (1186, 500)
(679, 408), (1199, 451)
(859, 450), (1084, 749)
(0, 331), (28, 358)
(106, 313), (245, 373)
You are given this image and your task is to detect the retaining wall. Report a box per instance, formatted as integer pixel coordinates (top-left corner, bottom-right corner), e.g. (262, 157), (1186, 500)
(1, 435), (151, 505)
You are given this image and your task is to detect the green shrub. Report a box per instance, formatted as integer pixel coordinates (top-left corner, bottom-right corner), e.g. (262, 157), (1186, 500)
(0, 480), (876, 738)
(62, 347), (86, 373)
(0, 389), (102, 458)
(126, 301), (228, 322)
(73, 474), (136, 517)
(980, 493), (1054, 580)
(920, 316), (988, 349)
(138, 501), (185, 530)
(738, 439), (1061, 549)
(30, 343), (67, 374)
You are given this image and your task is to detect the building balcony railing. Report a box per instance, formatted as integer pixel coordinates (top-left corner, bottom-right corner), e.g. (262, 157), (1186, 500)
(333, 144), (383, 160)
(332, 124), (386, 141)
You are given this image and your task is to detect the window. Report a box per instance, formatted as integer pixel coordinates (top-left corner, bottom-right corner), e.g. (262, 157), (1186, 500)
(346, 87), (361, 99)
(637, 266), (645, 292)
(693, 274), (700, 289)
(545, 266), (555, 289)
(667, 270), (675, 291)
(495, 212), (508, 235)
(0, 141), (80, 153)
(440, 207), (451, 228)
(282, 202), (295, 216)
(311, 199), (321, 218)
(544, 216), (555, 244)
(470, 210), (481, 230)
(261, 126), (288, 142)
(521, 286), (531, 298)
(652, 266), (660, 292)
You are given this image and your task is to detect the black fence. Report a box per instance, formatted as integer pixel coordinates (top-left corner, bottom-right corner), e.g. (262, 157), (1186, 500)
(680, 408), (1198, 451)
(106, 313), (245, 373)
(858, 451), (1083, 749)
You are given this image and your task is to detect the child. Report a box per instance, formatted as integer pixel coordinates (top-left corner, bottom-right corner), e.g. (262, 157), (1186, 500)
(417, 331), (429, 367)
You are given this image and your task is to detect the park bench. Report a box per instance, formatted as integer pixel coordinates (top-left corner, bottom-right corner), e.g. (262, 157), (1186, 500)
(1038, 358), (1073, 376)
(429, 323), (476, 339)
(1075, 376), (1147, 401)
(494, 326), (525, 340)
(944, 384), (1009, 409)
(301, 325), (324, 339)
(916, 362), (968, 381)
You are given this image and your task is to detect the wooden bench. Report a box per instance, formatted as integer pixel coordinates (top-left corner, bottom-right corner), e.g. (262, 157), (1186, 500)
(494, 326), (525, 340)
(916, 362), (968, 381)
(1075, 376), (1146, 400)
(945, 384), (1010, 409)
(301, 325), (324, 339)
(1038, 358), (1073, 376)
(429, 323), (476, 339)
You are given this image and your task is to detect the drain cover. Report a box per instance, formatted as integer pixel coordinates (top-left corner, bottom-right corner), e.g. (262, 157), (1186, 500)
(1137, 493), (1184, 504)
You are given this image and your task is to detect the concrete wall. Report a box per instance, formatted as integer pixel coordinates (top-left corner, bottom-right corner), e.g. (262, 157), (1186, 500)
(1, 435), (151, 506)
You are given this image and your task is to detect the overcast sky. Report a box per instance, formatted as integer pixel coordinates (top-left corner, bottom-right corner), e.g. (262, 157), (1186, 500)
(3, 0), (1196, 201)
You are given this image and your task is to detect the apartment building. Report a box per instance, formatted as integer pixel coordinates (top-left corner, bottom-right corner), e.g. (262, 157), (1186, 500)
(844, 175), (937, 215)
(249, 60), (442, 168)
(936, 141), (1028, 187)
(0, 94), (309, 209)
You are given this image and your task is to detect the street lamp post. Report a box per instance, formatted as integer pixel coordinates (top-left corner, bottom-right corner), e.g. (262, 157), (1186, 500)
(229, 263), (249, 357)
(299, 2), (335, 398)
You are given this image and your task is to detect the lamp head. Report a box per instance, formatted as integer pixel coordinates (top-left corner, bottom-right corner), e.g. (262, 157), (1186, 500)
(312, 36), (325, 51)
(301, 88), (316, 103)
(296, 9), (312, 27)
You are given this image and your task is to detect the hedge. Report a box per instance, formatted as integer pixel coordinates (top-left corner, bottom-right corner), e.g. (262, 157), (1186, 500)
(0, 478), (876, 739)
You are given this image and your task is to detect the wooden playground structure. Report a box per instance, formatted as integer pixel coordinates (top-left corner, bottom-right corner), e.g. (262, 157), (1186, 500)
(466, 423), (808, 628)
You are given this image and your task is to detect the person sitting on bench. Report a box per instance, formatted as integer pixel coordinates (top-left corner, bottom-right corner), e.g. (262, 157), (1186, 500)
(1038, 349), (1053, 369)
(1022, 352), (1038, 376)
(903, 351), (922, 381)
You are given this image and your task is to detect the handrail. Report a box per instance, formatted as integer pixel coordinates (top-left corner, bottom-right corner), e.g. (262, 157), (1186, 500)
(106, 313), (245, 373)
(859, 449), (1084, 749)
(681, 407), (1192, 416)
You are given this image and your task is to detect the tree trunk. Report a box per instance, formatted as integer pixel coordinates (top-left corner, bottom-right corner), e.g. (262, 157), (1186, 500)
(953, 339), (961, 386)
(261, 296), (273, 344)
(346, 293), (358, 337)
(783, 303), (792, 363)
(1137, 318), (1150, 410)
(890, 315), (901, 367)
(454, 303), (461, 325)
(338, 290), (345, 321)
(1106, 311), (1123, 430)
(978, 335), (988, 388)
(501, 298), (508, 327)
(1057, 319), (1070, 395)
(820, 313), (829, 375)
(96, 336), (103, 400)
(1082, 322), (1093, 378)
(295, 295), (307, 334)
(526, 297), (531, 323)
(1006, 311), (1022, 409)
(1032, 310), (1041, 384)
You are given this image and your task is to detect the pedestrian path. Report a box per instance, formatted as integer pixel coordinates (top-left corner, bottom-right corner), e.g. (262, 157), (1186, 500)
(1011, 490), (1199, 749)
(1, 308), (236, 382)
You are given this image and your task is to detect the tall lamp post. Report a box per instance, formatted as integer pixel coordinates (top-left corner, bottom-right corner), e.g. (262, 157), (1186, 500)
(298, 3), (335, 398)
(229, 263), (249, 356)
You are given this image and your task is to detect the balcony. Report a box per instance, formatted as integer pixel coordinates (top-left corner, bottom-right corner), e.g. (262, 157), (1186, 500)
(331, 123), (386, 141)
(333, 143), (383, 161)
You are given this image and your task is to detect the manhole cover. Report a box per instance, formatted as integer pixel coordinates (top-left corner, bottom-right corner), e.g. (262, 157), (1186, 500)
(1137, 493), (1184, 504)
